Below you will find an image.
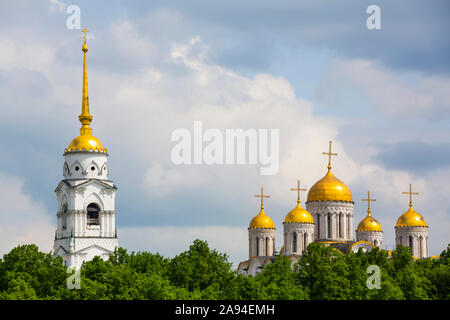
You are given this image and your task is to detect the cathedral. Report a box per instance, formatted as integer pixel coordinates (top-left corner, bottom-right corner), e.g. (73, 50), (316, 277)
(238, 142), (430, 276)
(53, 29), (118, 269)
(52, 29), (431, 272)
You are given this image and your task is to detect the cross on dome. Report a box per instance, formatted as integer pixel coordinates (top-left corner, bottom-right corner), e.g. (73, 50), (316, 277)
(323, 140), (337, 170)
(361, 191), (376, 216)
(403, 184), (419, 208)
(291, 180), (307, 204)
(254, 187), (270, 209)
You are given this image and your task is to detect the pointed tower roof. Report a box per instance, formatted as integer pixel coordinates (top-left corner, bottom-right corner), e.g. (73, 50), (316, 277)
(65, 28), (107, 154)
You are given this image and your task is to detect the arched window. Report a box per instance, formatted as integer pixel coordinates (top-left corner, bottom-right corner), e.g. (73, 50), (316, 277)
(409, 235), (413, 248)
(293, 232), (297, 253)
(87, 203), (100, 226)
(266, 237), (269, 256)
(62, 204), (68, 230)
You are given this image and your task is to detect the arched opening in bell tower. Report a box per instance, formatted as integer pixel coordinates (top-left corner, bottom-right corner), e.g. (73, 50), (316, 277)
(87, 203), (100, 226)
(62, 204), (68, 230)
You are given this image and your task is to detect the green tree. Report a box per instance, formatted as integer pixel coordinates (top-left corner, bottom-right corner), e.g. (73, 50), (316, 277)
(0, 244), (68, 299)
(167, 239), (235, 297)
(295, 243), (351, 299)
(255, 255), (308, 300)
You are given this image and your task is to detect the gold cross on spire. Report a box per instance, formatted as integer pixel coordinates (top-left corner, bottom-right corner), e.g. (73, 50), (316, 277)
(403, 184), (419, 208)
(254, 187), (270, 209)
(361, 191), (376, 216)
(82, 27), (88, 43)
(323, 140), (337, 170)
(291, 180), (307, 204)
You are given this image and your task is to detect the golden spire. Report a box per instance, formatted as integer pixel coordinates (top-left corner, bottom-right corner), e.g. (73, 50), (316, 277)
(79, 27), (93, 136)
(254, 187), (270, 209)
(361, 191), (376, 216)
(403, 184), (419, 208)
(291, 180), (307, 204)
(322, 140), (337, 171)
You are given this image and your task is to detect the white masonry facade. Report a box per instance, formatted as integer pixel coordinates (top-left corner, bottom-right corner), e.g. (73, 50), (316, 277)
(53, 151), (118, 269)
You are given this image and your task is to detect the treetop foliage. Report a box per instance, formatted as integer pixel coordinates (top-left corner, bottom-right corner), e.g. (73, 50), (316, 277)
(0, 241), (448, 300)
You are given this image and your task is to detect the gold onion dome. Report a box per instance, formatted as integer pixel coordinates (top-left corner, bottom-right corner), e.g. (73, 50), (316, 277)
(284, 201), (314, 224)
(396, 184), (427, 228)
(307, 169), (353, 202)
(249, 207), (275, 229)
(65, 27), (107, 154)
(357, 213), (382, 232)
(357, 191), (382, 232)
(396, 206), (427, 228)
(285, 180), (313, 224)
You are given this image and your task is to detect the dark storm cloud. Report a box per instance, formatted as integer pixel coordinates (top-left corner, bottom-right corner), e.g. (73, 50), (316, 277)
(376, 141), (450, 173)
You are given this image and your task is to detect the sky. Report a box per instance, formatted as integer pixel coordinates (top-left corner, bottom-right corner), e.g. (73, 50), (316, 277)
(0, 0), (449, 267)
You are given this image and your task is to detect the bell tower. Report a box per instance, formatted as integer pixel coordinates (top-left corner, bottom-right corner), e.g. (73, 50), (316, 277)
(53, 28), (118, 269)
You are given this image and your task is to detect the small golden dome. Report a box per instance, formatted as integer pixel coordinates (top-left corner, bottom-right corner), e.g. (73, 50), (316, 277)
(66, 135), (107, 153)
(357, 213), (382, 232)
(249, 208), (275, 229)
(284, 201), (314, 224)
(396, 206), (427, 228)
(307, 169), (353, 202)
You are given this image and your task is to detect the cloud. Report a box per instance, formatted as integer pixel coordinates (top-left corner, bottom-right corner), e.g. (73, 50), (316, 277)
(0, 5), (448, 264)
(316, 58), (450, 118)
(0, 172), (54, 256)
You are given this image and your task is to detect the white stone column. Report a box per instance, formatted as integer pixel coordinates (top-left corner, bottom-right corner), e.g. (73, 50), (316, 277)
(297, 232), (302, 254)
(331, 213), (336, 239)
(348, 214), (353, 241)
(412, 236), (417, 257)
(343, 213), (347, 240)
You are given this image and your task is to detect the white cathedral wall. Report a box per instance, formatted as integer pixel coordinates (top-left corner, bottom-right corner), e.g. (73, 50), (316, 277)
(395, 226), (429, 258)
(248, 228), (276, 258)
(356, 230), (383, 247)
(56, 182), (116, 238)
(306, 201), (354, 241)
(282, 223), (314, 256)
(63, 153), (109, 180)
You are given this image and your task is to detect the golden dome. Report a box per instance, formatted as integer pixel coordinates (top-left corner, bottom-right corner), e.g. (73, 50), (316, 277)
(66, 135), (107, 153)
(249, 208), (275, 229)
(307, 169), (353, 202)
(65, 28), (106, 154)
(396, 206), (428, 228)
(284, 201), (314, 224)
(357, 213), (382, 232)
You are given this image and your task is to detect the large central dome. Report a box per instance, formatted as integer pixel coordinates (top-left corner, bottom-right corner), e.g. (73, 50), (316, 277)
(307, 169), (353, 203)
